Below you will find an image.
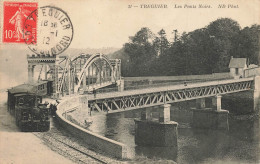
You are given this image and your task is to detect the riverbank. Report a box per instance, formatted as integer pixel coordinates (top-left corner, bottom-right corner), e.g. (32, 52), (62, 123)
(67, 93), (260, 163)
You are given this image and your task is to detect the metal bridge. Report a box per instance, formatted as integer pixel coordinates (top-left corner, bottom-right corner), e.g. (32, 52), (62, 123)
(27, 53), (121, 96)
(27, 53), (260, 113)
(87, 77), (255, 113)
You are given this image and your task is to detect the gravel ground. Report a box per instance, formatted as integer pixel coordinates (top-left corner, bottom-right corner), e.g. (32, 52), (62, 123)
(0, 93), (74, 164)
(34, 117), (124, 164)
(0, 132), (75, 164)
(0, 92), (123, 164)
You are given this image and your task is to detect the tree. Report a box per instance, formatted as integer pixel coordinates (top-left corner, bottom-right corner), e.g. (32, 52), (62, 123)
(118, 18), (259, 77)
(123, 27), (157, 76)
(231, 24), (260, 65)
(207, 18), (241, 72)
(131, 27), (155, 45)
(156, 29), (169, 56)
(207, 18), (240, 72)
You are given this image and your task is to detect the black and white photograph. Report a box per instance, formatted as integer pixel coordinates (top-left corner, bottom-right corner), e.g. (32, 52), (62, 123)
(0, 0), (260, 163)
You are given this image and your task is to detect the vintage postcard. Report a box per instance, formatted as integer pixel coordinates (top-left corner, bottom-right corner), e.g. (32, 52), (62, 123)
(0, 0), (260, 163)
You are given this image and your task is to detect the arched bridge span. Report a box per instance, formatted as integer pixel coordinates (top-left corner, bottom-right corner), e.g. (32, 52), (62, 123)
(27, 53), (121, 96)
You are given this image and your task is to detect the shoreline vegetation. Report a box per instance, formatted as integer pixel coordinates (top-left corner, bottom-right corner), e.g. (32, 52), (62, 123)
(109, 18), (260, 78)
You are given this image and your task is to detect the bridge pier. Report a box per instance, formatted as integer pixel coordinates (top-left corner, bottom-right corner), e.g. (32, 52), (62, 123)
(159, 104), (171, 122)
(44, 65), (48, 80)
(52, 64), (60, 98)
(192, 96), (229, 130)
(117, 78), (124, 92)
(212, 95), (222, 111)
(253, 76), (260, 110)
(135, 104), (178, 147)
(196, 98), (206, 109)
(28, 64), (35, 83)
(140, 108), (152, 121)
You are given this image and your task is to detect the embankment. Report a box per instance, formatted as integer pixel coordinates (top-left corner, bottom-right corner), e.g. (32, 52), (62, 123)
(55, 96), (131, 159)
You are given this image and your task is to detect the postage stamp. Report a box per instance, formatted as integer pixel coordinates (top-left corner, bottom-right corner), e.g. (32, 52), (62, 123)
(25, 6), (73, 56)
(2, 1), (38, 43)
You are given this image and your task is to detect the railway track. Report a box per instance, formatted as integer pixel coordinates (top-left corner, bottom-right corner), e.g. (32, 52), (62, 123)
(33, 119), (119, 164)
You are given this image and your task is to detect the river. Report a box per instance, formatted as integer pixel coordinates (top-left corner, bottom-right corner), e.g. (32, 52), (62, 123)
(86, 97), (260, 164)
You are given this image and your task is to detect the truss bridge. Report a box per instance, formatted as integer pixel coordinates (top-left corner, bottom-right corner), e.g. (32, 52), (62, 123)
(27, 53), (260, 113)
(27, 53), (122, 96)
(88, 77), (255, 113)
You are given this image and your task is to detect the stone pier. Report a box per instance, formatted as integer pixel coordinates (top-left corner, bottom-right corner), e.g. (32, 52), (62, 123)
(28, 65), (35, 83)
(196, 98), (206, 109)
(135, 104), (178, 147)
(192, 96), (229, 130)
(159, 104), (171, 122)
(118, 77), (124, 92)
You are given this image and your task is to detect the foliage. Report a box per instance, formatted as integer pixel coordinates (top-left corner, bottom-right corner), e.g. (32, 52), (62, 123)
(123, 27), (157, 76)
(115, 18), (260, 76)
(231, 24), (260, 64)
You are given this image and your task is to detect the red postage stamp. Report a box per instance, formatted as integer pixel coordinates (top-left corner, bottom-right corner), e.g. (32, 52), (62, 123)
(2, 1), (38, 43)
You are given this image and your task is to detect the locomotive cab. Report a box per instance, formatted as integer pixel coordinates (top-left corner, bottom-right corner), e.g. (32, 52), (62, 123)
(7, 82), (51, 132)
(13, 93), (50, 132)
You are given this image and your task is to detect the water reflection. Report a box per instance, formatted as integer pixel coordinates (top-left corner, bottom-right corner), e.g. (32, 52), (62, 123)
(86, 102), (260, 163)
(135, 146), (178, 161)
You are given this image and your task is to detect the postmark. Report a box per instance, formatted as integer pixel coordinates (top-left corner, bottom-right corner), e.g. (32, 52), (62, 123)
(24, 6), (73, 56)
(2, 1), (38, 43)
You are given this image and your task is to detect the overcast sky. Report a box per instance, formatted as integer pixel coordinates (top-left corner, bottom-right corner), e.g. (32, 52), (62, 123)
(1, 0), (260, 49)
(0, 0), (259, 89)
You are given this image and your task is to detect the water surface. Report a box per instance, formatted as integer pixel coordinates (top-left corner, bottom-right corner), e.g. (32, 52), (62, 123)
(87, 100), (260, 164)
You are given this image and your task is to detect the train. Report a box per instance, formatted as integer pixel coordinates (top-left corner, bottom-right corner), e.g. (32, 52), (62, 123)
(7, 81), (52, 132)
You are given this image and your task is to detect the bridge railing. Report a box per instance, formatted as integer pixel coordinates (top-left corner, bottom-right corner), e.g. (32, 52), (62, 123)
(88, 77), (254, 113)
(94, 77), (235, 94)
(124, 77), (233, 91)
(97, 87), (118, 94)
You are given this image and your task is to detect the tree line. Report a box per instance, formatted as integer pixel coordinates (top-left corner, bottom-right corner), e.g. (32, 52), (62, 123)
(116, 18), (260, 77)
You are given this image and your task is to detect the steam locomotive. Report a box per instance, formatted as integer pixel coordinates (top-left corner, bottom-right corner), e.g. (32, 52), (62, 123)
(7, 82), (51, 132)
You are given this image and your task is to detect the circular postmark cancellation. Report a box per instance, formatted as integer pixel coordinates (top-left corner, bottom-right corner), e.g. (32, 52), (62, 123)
(24, 6), (73, 56)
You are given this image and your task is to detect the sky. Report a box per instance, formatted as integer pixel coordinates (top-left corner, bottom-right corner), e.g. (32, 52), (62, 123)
(48, 0), (260, 49)
(0, 0), (259, 89)
(1, 0), (260, 49)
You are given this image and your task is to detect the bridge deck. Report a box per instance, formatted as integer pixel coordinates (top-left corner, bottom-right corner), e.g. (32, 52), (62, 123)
(60, 77), (254, 113)
(88, 77), (254, 101)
